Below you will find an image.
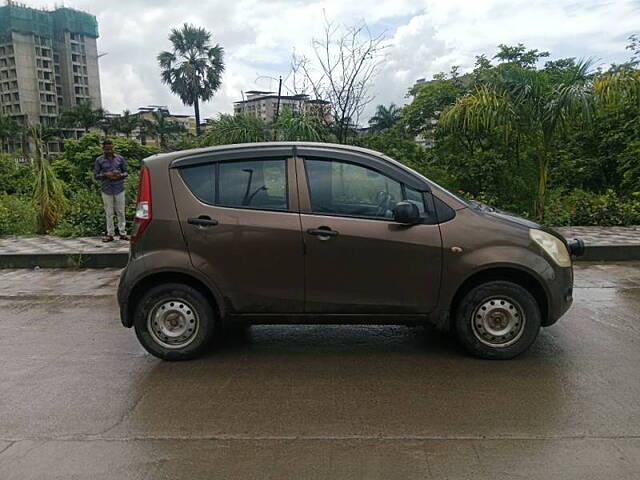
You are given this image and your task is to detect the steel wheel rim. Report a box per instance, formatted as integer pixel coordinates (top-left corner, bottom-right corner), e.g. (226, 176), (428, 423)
(471, 296), (526, 348)
(147, 298), (199, 349)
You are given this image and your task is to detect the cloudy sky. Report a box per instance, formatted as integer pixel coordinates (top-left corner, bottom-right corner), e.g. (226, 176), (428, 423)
(25, 0), (640, 122)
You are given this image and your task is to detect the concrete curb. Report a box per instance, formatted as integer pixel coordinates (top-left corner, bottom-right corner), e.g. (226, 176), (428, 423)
(579, 245), (640, 262)
(0, 245), (639, 269)
(0, 253), (129, 269)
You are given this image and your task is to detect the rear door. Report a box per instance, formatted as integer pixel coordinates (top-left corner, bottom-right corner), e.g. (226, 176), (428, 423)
(170, 152), (304, 313)
(297, 155), (442, 314)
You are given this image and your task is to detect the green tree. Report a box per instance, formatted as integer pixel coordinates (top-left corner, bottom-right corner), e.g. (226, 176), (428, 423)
(440, 56), (594, 219)
(98, 116), (119, 137)
(356, 126), (456, 190)
(200, 114), (270, 145)
(0, 115), (23, 152)
(368, 104), (402, 132)
(115, 110), (139, 138)
(158, 23), (225, 136)
(149, 110), (186, 150)
(59, 100), (105, 133)
(275, 108), (329, 142)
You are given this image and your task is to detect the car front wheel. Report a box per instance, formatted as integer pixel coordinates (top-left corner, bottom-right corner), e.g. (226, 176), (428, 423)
(455, 280), (541, 359)
(133, 283), (217, 361)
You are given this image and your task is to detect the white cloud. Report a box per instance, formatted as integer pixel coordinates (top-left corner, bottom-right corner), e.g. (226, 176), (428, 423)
(23, 0), (640, 122)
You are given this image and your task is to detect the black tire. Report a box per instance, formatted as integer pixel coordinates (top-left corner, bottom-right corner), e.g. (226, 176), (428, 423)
(454, 281), (541, 360)
(133, 283), (217, 361)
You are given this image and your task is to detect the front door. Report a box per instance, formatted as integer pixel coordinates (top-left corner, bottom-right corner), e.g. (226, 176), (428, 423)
(298, 156), (442, 314)
(171, 155), (304, 313)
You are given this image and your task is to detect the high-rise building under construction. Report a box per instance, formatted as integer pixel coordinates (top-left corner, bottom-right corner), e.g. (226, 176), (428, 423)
(0, 2), (101, 152)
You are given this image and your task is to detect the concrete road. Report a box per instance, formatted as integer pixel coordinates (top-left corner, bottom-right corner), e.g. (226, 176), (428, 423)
(0, 264), (639, 479)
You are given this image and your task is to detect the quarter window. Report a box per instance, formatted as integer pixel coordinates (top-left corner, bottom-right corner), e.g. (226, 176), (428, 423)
(405, 184), (426, 215)
(180, 163), (216, 204)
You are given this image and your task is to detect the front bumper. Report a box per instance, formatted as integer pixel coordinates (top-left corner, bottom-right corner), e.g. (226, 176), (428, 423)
(543, 262), (574, 327)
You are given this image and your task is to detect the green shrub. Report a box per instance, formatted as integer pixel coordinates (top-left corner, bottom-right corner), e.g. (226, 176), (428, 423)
(52, 188), (104, 237)
(52, 132), (158, 191)
(544, 189), (640, 226)
(0, 194), (37, 235)
(0, 155), (34, 195)
(52, 172), (140, 237)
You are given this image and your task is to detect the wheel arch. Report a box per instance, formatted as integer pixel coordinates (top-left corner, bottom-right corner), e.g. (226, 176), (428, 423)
(448, 266), (549, 331)
(124, 271), (223, 328)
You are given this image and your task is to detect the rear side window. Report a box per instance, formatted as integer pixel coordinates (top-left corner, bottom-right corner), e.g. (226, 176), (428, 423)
(219, 159), (287, 210)
(180, 163), (215, 204)
(179, 158), (288, 211)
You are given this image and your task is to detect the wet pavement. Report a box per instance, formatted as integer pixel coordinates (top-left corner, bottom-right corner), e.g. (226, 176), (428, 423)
(0, 263), (639, 479)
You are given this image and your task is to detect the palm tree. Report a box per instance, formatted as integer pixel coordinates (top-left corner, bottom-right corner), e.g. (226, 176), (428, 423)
(158, 24), (225, 136)
(136, 118), (154, 145)
(31, 125), (67, 233)
(275, 108), (328, 141)
(150, 110), (186, 150)
(440, 60), (594, 219)
(98, 116), (119, 137)
(115, 110), (139, 138)
(200, 114), (270, 145)
(368, 104), (402, 132)
(593, 69), (640, 104)
(59, 100), (105, 133)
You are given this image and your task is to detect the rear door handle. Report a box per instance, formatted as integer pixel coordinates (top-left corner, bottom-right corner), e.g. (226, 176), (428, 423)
(187, 216), (218, 227)
(306, 227), (339, 237)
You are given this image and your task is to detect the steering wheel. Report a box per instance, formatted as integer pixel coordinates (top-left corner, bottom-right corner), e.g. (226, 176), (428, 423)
(374, 191), (394, 217)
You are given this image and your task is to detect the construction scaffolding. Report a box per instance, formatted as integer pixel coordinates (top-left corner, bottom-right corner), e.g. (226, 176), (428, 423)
(0, 3), (98, 39)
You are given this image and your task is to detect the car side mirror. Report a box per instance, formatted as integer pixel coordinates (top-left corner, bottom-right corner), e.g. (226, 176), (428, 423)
(393, 201), (421, 225)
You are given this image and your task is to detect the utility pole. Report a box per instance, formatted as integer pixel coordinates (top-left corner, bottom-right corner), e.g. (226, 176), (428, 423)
(273, 76), (282, 140)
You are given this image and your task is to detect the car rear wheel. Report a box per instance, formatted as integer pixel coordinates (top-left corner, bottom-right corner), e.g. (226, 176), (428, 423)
(133, 283), (217, 360)
(455, 281), (541, 359)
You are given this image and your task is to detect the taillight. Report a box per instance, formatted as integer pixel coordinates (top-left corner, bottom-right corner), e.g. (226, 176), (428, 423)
(131, 166), (151, 243)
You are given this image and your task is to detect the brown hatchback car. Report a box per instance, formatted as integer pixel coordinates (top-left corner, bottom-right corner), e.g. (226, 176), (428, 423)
(117, 142), (584, 361)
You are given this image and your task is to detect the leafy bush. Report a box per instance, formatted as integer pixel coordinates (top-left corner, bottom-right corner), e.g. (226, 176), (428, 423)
(51, 188), (104, 237)
(0, 194), (37, 235)
(544, 189), (640, 226)
(0, 155), (34, 195)
(52, 132), (158, 190)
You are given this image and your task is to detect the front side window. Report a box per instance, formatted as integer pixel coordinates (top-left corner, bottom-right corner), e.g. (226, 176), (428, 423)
(305, 159), (403, 219)
(179, 158), (288, 211)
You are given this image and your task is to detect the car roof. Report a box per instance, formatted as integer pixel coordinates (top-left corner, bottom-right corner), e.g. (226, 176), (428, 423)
(144, 141), (387, 165)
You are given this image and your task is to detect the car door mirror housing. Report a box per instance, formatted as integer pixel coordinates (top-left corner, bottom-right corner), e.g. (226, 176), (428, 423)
(393, 201), (421, 225)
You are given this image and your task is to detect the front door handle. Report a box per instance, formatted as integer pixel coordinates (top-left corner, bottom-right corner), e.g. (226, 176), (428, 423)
(306, 226), (339, 237)
(187, 216), (218, 227)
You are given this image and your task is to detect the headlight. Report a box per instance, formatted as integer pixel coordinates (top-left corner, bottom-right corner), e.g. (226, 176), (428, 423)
(529, 229), (571, 267)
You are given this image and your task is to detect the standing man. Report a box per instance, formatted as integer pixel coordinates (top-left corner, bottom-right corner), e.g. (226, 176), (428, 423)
(94, 139), (129, 242)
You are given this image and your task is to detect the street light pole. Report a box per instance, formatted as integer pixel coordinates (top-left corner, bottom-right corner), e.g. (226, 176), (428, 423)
(273, 76), (282, 140)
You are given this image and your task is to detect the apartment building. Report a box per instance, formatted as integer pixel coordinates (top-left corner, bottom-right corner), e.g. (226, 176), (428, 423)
(0, 3), (101, 152)
(234, 91), (331, 123)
